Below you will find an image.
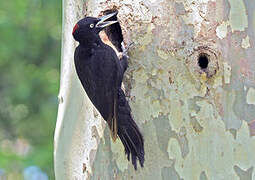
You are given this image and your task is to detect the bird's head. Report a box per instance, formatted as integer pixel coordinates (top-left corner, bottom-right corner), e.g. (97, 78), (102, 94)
(72, 12), (118, 43)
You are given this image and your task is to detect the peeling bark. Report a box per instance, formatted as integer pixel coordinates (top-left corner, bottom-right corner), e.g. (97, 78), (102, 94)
(55, 0), (255, 179)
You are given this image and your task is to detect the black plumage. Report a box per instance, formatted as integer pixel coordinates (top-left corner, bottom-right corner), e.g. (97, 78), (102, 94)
(72, 12), (144, 169)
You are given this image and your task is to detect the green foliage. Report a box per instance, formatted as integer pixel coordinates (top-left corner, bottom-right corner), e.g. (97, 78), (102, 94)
(0, 0), (61, 178)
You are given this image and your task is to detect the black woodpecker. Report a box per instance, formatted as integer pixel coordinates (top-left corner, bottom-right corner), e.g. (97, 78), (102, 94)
(72, 12), (144, 170)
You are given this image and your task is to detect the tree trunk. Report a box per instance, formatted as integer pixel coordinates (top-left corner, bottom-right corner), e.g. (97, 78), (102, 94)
(55, 0), (255, 179)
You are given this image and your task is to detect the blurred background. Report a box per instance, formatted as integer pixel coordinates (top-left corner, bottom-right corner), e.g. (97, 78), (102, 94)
(0, 0), (61, 179)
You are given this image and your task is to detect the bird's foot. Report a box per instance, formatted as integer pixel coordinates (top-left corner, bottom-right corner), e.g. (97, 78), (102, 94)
(121, 42), (134, 58)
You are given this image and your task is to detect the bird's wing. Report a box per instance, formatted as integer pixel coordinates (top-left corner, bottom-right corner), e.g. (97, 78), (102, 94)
(74, 44), (120, 142)
(111, 91), (118, 142)
(96, 45), (121, 142)
(107, 48), (121, 142)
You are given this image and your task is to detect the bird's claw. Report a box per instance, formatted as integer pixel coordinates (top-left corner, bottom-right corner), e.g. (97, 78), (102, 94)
(121, 42), (134, 58)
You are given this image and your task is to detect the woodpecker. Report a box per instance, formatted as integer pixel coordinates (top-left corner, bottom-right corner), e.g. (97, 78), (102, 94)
(72, 12), (144, 169)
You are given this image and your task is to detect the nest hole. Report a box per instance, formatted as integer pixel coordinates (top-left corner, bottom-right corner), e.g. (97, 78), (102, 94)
(198, 53), (209, 69)
(102, 9), (124, 52)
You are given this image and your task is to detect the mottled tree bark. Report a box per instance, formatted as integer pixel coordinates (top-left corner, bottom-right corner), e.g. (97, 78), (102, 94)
(55, 0), (255, 179)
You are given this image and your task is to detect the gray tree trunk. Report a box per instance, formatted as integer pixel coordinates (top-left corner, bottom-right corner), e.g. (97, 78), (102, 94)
(55, 0), (255, 179)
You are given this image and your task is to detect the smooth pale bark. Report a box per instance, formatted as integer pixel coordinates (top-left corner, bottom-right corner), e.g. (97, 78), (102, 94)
(54, 1), (106, 179)
(55, 0), (255, 179)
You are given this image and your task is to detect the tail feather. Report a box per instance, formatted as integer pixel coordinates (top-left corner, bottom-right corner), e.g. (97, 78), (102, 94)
(117, 88), (144, 170)
(118, 133), (130, 160)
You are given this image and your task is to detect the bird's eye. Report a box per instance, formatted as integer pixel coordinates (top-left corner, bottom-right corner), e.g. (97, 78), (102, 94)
(90, 24), (94, 28)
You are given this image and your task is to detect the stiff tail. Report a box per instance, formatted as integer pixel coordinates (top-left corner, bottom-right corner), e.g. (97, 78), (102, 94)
(117, 88), (144, 170)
